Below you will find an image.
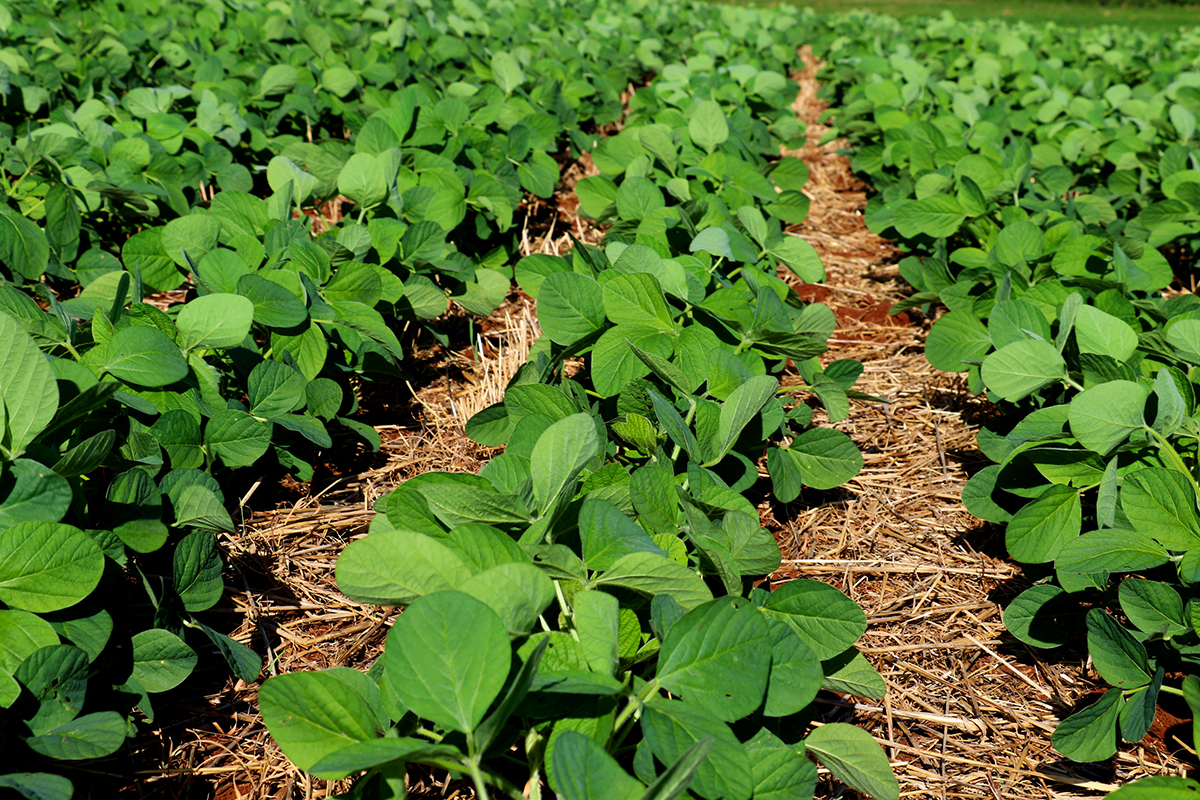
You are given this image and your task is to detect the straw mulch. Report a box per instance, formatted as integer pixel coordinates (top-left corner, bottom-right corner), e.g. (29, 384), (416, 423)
(112, 52), (1193, 800)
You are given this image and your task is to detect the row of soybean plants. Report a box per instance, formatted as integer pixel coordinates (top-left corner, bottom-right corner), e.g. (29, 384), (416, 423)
(818, 10), (1200, 791)
(0, 0), (898, 798)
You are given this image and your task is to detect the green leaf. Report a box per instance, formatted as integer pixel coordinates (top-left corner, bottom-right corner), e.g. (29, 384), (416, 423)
(24, 711), (126, 761)
(744, 727), (817, 800)
(238, 274), (309, 328)
(820, 649), (886, 698)
(131, 628), (198, 692)
(195, 621), (261, 684)
(762, 618), (822, 716)
(572, 589), (620, 677)
(248, 360), (306, 417)
(459, 563), (554, 638)
(925, 311), (991, 372)
(338, 153), (388, 208)
(1086, 609), (1151, 689)
(1119, 579), (1187, 637)
(706, 375), (777, 465)
(0, 459), (71, 529)
(532, 414), (599, 515)
(549, 731), (645, 800)
(336, 529), (470, 605)
(782, 428), (863, 491)
(579, 498), (668, 571)
(174, 532), (224, 611)
(1075, 306), (1138, 363)
(1068, 380), (1148, 456)
(762, 579), (866, 660)
(641, 701), (752, 800)
(491, 51), (525, 95)
(176, 293), (254, 351)
(804, 723), (899, 800)
(689, 101), (729, 154)
(893, 194), (966, 239)
(161, 214), (222, 269)
(105, 326), (189, 387)
(592, 325), (674, 398)
(1107, 777), (1200, 799)
(258, 64), (298, 96)
(1005, 485), (1081, 564)
(1054, 529), (1169, 573)
(1120, 468), (1200, 550)
(538, 272), (606, 346)
(657, 598), (771, 721)
(0, 772), (73, 800)
(594, 552), (713, 611)
(0, 607), (60, 674)
(260, 670), (382, 775)
(0, 206), (50, 280)
(1003, 585), (1074, 648)
(604, 273), (675, 333)
(769, 237), (825, 284)
(384, 591), (510, 733)
(0, 313), (58, 455)
(1052, 688), (1122, 762)
(981, 340), (1066, 401)
(206, 409), (272, 468)
(0, 522), (103, 612)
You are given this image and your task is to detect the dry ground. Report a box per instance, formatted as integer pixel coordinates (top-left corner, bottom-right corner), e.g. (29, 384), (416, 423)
(106, 52), (1194, 800)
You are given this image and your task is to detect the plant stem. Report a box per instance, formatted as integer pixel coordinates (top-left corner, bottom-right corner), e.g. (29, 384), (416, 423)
(466, 758), (492, 800)
(1160, 685), (1185, 697)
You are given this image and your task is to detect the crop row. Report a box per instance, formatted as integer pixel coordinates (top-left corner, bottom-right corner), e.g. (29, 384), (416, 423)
(818, 12), (1200, 793)
(0, 0), (897, 798)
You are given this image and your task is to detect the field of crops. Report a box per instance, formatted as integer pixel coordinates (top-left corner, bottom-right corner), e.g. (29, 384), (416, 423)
(1, 0), (1199, 797)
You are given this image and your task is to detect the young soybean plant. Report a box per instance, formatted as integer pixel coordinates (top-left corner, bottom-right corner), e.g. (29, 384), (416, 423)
(261, 410), (898, 800)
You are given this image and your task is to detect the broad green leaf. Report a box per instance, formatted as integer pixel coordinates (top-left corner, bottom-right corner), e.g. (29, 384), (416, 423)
(981, 340), (1066, 401)
(1005, 485), (1081, 564)
(762, 618), (822, 716)
(459, 563), (554, 638)
(1086, 609), (1151, 689)
(769, 237), (825, 283)
(579, 498), (668, 571)
(804, 723), (899, 800)
(491, 51), (525, 95)
(782, 428), (863, 491)
(174, 531), (224, 611)
(337, 529), (470, 605)
(338, 153), (388, 207)
(641, 701), (752, 800)
(532, 414), (599, 515)
(893, 194), (966, 239)
(24, 711), (126, 761)
(131, 628), (197, 692)
(604, 273), (675, 333)
(1003, 585), (1074, 648)
(0, 522), (103, 612)
(1054, 529), (1169, 573)
(384, 591), (510, 732)
(706, 375), (777, 465)
(161, 214), (222, 269)
(925, 311), (991, 372)
(206, 409), (272, 468)
(0, 458), (71, 529)
(260, 670), (381, 775)
(573, 589), (620, 677)
(0, 772), (73, 800)
(595, 552), (713, 611)
(0, 207), (50, 280)
(418, 483), (532, 528)
(538, 272), (606, 346)
(1067, 380), (1148, 456)
(762, 579), (866, 660)
(820, 649), (886, 698)
(1075, 305), (1137, 363)
(592, 325), (674, 398)
(1119, 579), (1187, 637)
(548, 731), (644, 800)
(0, 314), (58, 455)
(1120, 468), (1200, 550)
(657, 598), (771, 721)
(1108, 777), (1200, 799)
(0, 608), (60, 675)
(105, 326), (189, 387)
(248, 360), (306, 417)
(689, 101), (729, 154)
(1052, 688), (1122, 762)
(176, 293), (254, 350)
(745, 727), (817, 800)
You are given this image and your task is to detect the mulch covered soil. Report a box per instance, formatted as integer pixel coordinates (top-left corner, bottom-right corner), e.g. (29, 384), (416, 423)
(106, 51), (1193, 800)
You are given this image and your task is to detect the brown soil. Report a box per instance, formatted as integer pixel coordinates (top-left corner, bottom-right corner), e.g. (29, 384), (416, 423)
(104, 48), (1194, 800)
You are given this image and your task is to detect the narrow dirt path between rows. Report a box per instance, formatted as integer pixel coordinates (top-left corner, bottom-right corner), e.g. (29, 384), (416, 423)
(114, 50), (1191, 800)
